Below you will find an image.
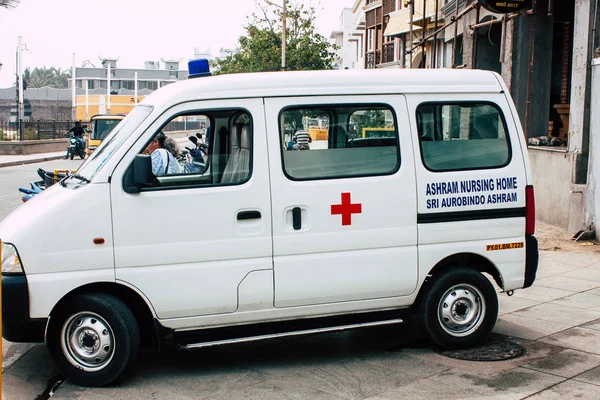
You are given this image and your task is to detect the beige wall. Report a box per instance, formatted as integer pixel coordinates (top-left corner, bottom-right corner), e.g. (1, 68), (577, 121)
(528, 148), (575, 230)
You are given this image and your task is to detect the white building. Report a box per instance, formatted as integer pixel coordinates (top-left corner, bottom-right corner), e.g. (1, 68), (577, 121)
(330, 0), (366, 70)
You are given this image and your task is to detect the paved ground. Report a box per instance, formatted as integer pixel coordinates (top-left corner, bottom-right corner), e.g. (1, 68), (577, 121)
(1, 153), (599, 399)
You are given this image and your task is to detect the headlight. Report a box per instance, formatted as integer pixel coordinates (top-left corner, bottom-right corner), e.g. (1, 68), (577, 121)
(1, 242), (24, 275)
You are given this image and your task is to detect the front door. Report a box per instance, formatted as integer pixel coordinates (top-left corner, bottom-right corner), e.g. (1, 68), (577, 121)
(265, 95), (418, 308)
(110, 99), (272, 319)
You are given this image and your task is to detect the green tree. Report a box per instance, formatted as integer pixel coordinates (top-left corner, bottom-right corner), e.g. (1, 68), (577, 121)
(215, 1), (337, 74)
(350, 110), (387, 138)
(53, 67), (72, 88)
(24, 66), (72, 88)
(0, 0), (20, 8)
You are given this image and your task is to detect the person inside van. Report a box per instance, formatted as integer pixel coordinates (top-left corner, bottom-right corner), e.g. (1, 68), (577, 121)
(144, 131), (183, 176)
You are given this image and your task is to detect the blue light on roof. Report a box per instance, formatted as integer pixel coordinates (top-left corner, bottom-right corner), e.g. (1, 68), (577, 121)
(188, 59), (212, 79)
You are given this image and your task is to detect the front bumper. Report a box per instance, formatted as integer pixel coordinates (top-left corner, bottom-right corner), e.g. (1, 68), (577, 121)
(2, 274), (47, 342)
(524, 235), (539, 288)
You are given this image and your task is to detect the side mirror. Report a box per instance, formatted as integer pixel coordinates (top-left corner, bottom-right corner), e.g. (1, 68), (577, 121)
(123, 154), (154, 193)
(134, 154), (154, 186)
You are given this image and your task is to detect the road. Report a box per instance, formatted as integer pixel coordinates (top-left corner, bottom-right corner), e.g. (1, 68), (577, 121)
(0, 159), (84, 399)
(2, 160), (600, 400)
(0, 160), (77, 219)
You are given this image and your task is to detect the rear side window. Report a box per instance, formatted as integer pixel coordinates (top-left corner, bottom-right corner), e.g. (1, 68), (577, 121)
(417, 103), (511, 171)
(279, 105), (400, 180)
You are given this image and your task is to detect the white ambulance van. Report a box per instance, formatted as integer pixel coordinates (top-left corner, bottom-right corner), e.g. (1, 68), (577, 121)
(0, 63), (538, 386)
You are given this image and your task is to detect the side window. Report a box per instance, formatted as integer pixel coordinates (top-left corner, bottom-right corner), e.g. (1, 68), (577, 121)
(417, 103), (511, 171)
(280, 105), (400, 180)
(141, 110), (252, 189)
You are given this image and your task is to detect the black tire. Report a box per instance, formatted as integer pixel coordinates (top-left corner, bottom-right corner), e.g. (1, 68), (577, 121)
(417, 268), (498, 349)
(46, 293), (140, 387)
(69, 150), (74, 160)
(80, 152), (86, 159)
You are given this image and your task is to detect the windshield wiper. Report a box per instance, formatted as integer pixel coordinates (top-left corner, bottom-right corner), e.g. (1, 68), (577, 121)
(68, 173), (91, 183)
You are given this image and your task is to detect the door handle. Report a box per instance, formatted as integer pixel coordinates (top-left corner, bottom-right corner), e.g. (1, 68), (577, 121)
(237, 210), (261, 221)
(292, 207), (301, 230)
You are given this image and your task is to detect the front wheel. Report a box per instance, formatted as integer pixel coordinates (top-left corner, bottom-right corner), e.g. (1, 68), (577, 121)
(417, 268), (498, 349)
(46, 294), (140, 387)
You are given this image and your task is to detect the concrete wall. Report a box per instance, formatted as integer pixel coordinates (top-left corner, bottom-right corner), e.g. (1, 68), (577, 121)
(568, 0), (596, 187)
(569, 0), (594, 155)
(591, 58), (600, 237)
(461, 9), (476, 68)
(0, 99), (72, 120)
(0, 139), (66, 155)
(529, 148), (575, 229)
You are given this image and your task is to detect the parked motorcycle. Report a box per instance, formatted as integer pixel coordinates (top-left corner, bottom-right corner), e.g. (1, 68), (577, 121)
(181, 134), (208, 173)
(66, 133), (86, 160)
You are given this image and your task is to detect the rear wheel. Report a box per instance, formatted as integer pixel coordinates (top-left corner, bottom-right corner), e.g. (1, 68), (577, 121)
(46, 294), (140, 387)
(417, 268), (498, 349)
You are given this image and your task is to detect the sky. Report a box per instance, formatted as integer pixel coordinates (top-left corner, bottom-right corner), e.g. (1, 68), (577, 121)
(0, 0), (354, 88)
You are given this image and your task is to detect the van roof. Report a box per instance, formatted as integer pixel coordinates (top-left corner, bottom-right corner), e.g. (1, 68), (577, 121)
(141, 69), (504, 108)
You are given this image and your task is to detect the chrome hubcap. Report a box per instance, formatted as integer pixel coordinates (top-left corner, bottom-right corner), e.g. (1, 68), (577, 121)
(60, 312), (115, 372)
(438, 283), (486, 337)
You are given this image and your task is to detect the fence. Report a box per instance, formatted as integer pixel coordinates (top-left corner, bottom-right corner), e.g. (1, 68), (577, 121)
(0, 120), (74, 141)
(162, 120), (202, 133)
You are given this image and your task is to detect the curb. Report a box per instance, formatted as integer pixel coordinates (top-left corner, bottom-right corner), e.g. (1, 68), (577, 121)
(0, 155), (67, 169)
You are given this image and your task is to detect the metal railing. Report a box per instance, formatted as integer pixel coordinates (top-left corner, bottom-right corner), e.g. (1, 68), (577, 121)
(0, 120), (75, 141)
(383, 42), (395, 64)
(366, 51), (382, 69)
(162, 120), (202, 133)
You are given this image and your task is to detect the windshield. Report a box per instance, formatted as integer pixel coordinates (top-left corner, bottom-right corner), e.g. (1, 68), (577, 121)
(77, 106), (153, 180)
(92, 119), (122, 140)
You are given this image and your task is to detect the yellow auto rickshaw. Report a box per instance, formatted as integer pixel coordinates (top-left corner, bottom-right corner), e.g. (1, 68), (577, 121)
(87, 114), (126, 154)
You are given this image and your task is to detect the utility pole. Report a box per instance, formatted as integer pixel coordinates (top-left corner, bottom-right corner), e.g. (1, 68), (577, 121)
(107, 63), (111, 114)
(265, 0), (287, 70)
(421, 0), (427, 68)
(17, 36), (23, 140)
(281, 0), (287, 71)
(72, 53), (76, 121)
(409, 0), (414, 68)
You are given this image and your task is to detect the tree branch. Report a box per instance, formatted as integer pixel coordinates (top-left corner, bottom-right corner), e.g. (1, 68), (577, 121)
(0, 0), (20, 9)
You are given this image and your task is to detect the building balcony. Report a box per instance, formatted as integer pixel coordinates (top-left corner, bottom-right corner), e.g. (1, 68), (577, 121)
(382, 42), (395, 64)
(364, 0), (382, 12)
(366, 50), (382, 69)
(441, 0), (470, 17)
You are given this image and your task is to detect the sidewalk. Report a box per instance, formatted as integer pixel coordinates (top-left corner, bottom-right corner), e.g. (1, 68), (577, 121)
(0, 151), (66, 168)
